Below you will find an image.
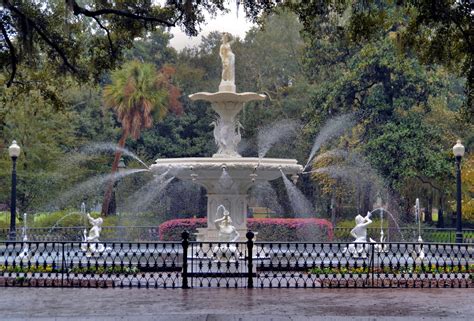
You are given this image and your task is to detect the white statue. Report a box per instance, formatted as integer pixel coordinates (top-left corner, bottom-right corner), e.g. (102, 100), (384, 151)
(219, 33), (235, 92)
(81, 213), (109, 255)
(210, 119), (243, 157)
(343, 212), (372, 258)
(214, 205), (240, 242)
(213, 205), (240, 261)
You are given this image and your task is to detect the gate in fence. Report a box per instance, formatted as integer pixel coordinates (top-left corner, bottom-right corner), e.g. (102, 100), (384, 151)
(0, 231), (472, 288)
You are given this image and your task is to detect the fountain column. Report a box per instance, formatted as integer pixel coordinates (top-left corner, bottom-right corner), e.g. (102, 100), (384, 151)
(194, 176), (252, 241)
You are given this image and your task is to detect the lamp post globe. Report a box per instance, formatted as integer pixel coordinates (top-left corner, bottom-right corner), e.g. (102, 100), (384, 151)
(453, 139), (465, 244)
(8, 140), (20, 241)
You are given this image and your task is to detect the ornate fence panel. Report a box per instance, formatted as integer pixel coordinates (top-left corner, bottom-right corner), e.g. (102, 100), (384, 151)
(253, 242), (473, 288)
(187, 241), (249, 288)
(253, 242), (373, 288)
(372, 243), (473, 288)
(0, 241), (182, 288)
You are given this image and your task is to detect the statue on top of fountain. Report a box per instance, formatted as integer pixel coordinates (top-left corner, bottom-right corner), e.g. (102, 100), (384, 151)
(343, 212), (372, 258)
(219, 32), (236, 92)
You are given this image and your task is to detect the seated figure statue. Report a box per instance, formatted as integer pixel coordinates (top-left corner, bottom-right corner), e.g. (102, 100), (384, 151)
(213, 205), (240, 261)
(81, 213), (108, 255)
(343, 212), (372, 258)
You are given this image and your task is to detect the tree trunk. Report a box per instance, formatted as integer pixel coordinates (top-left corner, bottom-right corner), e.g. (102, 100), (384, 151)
(426, 190), (433, 224)
(361, 183), (372, 215)
(101, 131), (127, 216)
(437, 193), (445, 228)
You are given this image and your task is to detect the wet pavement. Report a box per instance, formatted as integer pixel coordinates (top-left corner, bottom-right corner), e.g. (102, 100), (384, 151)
(0, 288), (472, 320)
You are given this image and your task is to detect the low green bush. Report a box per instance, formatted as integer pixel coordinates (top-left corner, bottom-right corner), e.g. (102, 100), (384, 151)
(309, 264), (474, 275)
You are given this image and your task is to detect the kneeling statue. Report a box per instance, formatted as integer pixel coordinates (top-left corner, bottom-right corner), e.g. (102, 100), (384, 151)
(81, 213), (109, 256)
(213, 205), (240, 261)
(343, 212), (372, 258)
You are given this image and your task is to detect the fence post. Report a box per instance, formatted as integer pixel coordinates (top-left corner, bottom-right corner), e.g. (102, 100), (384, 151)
(246, 231), (254, 289)
(370, 242), (375, 288)
(181, 231), (190, 289)
(61, 242), (65, 287)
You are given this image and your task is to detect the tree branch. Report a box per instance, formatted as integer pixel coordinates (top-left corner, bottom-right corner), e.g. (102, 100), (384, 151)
(0, 20), (17, 87)
(71, 1), (179, 27)
(414, 175), (442, 193)
(91, 16), (116, 58)
(4, 2), (78, 73)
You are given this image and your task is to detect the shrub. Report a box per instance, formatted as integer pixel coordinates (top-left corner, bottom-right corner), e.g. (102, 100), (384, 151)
(158, 218), (207, 241)
(158, 217), (333, 241)
(249, 218), (333, 241)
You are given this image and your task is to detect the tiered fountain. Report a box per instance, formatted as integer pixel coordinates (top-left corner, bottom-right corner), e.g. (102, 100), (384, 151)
(150, 33), (303, 241)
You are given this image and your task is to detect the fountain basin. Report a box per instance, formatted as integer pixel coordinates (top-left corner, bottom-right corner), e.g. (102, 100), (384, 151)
(151, 157), (302, 187)
(150, 157), (303, 241)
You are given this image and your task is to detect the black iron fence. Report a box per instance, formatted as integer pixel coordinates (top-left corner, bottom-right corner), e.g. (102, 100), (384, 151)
(1, 232), (472, 288)
(2, 226), (474, 243)
(333, 227), (474, 243)
(0, 226), (160, 242)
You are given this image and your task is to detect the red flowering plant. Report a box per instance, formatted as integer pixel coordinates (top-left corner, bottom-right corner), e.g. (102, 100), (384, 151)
(158, 218), (333, 241)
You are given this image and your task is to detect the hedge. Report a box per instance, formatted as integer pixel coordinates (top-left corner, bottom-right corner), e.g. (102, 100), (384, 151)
(158, 218), (333, 241)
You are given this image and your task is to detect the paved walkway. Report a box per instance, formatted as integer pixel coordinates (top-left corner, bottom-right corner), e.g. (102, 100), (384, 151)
(0, 288), (472, 320)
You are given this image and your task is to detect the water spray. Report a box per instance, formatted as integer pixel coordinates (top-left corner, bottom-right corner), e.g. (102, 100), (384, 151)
(415, 198), (423, 243)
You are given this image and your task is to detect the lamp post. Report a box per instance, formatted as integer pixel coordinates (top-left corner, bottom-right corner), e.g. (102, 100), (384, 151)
(453, 139), (465, 244)
(8, 140), (21, 241)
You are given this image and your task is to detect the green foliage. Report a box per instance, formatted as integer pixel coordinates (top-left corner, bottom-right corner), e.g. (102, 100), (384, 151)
(364, 113), (452, 190)
(299, 6), (470, 217)
(1, 1), (276, 86)
(31, 211), (85, 228)
(309, 264), (474, 276)
(124, 29), (178, 67)
(0, 264), (139, 274)
(104, 60), (170, 138)
(284, 0), (473, 121)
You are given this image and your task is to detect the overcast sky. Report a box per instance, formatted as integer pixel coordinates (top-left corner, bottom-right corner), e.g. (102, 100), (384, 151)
(168, 5), (255, 50)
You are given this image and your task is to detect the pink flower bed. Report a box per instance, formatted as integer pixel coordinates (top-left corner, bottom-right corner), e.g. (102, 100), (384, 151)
(158, 217), (333, 241)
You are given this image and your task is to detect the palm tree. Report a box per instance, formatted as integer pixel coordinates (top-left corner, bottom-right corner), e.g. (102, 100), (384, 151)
(101, 60), (182, 215)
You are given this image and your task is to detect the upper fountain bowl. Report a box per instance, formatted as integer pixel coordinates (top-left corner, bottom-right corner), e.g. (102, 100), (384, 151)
(189, 92), (266, 103)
